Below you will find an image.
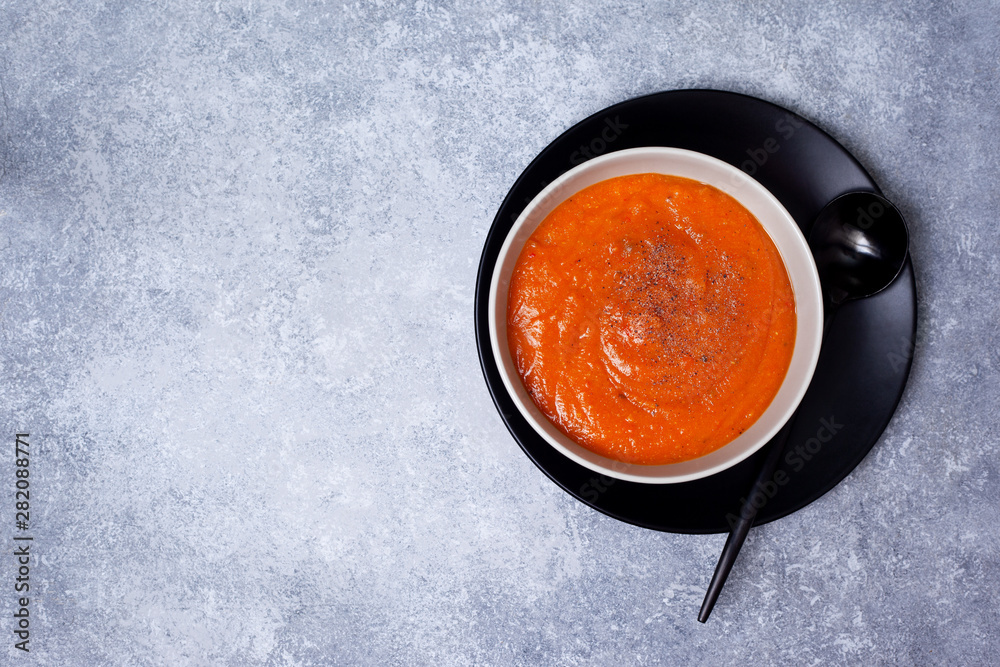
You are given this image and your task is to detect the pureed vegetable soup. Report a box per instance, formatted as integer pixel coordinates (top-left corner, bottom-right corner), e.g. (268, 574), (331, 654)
(507, 173), (796, 465)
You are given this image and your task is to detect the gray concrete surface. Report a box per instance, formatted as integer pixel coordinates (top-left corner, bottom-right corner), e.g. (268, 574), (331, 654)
(1, 1), (997, 664)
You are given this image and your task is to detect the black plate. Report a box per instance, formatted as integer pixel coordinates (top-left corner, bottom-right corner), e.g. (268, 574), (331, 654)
(475, 90), (916, 534)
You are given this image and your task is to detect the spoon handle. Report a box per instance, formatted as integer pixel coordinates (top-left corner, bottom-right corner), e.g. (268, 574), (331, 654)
(698, 416), (797, 623)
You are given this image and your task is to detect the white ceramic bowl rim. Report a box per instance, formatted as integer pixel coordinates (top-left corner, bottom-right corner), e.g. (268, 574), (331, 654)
(489, 147), (824, 484)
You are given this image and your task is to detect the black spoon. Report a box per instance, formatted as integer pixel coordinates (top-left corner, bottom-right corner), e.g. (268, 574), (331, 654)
(698, 192), (909, 623)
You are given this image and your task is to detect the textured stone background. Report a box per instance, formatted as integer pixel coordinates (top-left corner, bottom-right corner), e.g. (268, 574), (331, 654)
(1, 1), (997, 664)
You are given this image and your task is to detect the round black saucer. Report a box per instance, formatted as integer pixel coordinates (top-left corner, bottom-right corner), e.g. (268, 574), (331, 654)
(475, 90), (916, 534)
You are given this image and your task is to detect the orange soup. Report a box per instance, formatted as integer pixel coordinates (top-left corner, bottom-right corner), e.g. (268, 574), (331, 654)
(507, 173), (796, 465)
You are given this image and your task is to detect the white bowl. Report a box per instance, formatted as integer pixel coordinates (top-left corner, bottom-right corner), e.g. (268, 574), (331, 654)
(489, 147), (823, 484)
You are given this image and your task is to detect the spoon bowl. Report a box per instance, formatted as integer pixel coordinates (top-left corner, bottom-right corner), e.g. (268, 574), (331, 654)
(809, 192), (909, 306)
